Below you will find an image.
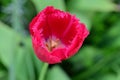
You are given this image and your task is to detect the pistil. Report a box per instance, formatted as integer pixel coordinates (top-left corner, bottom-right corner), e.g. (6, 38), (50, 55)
(45, 37), (60, 51)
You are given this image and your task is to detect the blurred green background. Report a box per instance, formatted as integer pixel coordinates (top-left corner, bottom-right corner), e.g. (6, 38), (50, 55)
(0, 0), (120, 80)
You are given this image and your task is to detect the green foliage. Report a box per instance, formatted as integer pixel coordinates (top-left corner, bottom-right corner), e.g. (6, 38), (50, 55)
(0, 22), (43, 80)
(46, 66), (70, 80)
(0, 21), (21, 67)
(70, 46), (102, 67)
(0, 0), (120, 80)
(67, 0), (117, 12)
(69, 11), (92, 30)
(31, 0), (66, 12)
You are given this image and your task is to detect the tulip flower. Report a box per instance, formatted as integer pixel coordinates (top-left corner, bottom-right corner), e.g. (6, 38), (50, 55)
(29, 6), (89, 64)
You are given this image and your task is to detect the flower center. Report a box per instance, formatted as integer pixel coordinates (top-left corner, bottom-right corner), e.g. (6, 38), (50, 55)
(45, 37), (61, 51)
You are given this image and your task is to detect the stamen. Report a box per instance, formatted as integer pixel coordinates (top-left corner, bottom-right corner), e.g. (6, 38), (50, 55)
(45, 37), (60, 51)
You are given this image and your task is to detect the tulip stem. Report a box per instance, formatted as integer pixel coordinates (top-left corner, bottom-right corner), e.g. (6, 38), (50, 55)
(39, 63), (49, 80)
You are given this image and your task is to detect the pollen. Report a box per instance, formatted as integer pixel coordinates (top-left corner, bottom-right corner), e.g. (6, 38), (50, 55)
(45, 37), (60, 51)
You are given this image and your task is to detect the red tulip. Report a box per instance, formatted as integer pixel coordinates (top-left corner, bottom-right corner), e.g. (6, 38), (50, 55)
(29, 6), (89, 64)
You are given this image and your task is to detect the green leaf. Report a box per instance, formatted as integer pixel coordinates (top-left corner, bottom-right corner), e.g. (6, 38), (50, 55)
(117, 72), (120, 80)
(24, 37), (43, 76)
(70, 46), (102, 67)
(70, 11), (92, 30)
(0, 21), (21, 67)
(0, 70), (7, 80)
(46, 66), (71, 80)
(108, 21), (120, 37)
(31, 0), (66, 12)
(15, 47), (29, 80)
(67, 0), (116, 12)
(15, 37), (39, 80)
(104, 21), (120, 48)
(0, 21), (21, 80)
(98, 74), (116, 80)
